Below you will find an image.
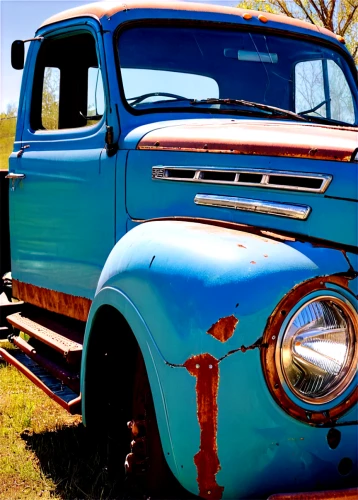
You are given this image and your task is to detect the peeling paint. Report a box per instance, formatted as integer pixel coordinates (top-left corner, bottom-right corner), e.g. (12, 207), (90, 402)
(207, 315), (238, 342)
(184, 354), (224, 500)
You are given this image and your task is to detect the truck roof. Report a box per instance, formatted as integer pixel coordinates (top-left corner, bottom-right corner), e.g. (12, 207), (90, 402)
(39, 0), (343, 47)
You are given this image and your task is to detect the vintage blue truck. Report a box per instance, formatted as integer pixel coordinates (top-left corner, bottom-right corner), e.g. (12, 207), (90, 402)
(0, 1), (357, 499)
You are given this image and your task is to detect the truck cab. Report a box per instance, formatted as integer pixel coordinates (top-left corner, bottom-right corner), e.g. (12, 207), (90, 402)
(1, 2), (357, 499)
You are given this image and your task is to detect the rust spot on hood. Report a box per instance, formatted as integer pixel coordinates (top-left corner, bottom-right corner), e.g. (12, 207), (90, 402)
(184, 354), (224, 500)
(137, 121), (357, 162)
(207, 315), (238, 342)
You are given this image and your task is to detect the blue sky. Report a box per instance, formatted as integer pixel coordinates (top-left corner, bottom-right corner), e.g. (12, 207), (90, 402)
(0, 0), (238, 112)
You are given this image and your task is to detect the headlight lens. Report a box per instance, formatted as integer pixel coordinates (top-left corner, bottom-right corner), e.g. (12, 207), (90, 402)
(281, 297), (357, 404)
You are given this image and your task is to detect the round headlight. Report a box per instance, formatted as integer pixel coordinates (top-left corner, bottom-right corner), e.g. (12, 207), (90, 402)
(280, 296), (357, 404)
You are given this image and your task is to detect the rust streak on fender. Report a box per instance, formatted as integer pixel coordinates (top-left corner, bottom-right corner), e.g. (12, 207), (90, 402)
(207, 315), (238, 342)
(184, 354), (224, 500)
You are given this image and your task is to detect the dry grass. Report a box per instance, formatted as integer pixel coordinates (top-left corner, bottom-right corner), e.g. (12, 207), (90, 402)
(0, 118), (16, 170)
(0, 341), (124, 500)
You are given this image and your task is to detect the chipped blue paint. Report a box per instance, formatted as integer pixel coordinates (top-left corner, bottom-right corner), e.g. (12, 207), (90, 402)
(82, 220), (357, 498)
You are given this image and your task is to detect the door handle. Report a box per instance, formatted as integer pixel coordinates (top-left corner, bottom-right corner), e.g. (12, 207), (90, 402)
(16, 144), (30, 157)
(5, 173), (26, 191)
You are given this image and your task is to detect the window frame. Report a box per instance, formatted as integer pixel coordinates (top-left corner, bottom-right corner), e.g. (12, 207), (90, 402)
(293, 57), (357, 126)
(27, 23), (107, 139)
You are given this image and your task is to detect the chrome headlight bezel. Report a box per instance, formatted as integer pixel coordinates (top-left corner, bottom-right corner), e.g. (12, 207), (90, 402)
(275, 294), (358, 406)
(261, 278), (358, 425)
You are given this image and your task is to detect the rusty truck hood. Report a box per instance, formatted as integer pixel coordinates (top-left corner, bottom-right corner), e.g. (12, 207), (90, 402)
(126, 118), (358, 248)
(136, 119), (357, 162)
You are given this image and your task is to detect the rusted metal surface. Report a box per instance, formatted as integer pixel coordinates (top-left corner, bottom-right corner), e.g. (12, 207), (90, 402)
(39, 0), (340, 44)
(261, 276), (358, 425)
(207, 315), (238, 343)
(0, 347), (81, 414)
(268, 487), (358, 499)
(7, 311), (83, 364)
(12, 279), (91, 322)
(184, 353), (224, 500)
(138, 121), (357, 162)
(11, 335), (80, 393)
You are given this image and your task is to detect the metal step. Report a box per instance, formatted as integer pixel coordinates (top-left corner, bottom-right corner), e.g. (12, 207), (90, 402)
(0, 347), (81, 414)
(11, 335), (80, 393)
(6, 310), (83, 364)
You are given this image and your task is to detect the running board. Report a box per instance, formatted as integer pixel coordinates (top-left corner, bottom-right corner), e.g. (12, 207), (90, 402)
(0, 348), (81, 414)
(6, 311), (83, 364)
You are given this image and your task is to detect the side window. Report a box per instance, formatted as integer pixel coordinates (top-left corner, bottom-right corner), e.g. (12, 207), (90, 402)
(87, 67), (105, 121)
(41, 67), (60, 130)
(31, 33), (105, 131)
(294, 59), (355, 124)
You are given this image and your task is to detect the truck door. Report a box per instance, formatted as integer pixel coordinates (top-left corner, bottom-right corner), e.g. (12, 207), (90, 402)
(8, 27), (116, 310)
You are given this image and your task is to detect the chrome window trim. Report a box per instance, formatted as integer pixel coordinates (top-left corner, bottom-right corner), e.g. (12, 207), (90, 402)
(152, 166), (332, 193)
(194, 194), (311, 220)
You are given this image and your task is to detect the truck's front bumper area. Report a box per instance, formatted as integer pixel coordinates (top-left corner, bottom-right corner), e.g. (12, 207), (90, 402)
(268, 487), (358, 499)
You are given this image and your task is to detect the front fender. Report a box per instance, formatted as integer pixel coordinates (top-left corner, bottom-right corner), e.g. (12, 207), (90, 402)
(95, 220), (353, 365)
(84, 220), (357, 498)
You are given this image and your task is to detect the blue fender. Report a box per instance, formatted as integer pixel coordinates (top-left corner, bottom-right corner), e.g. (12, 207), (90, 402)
(81, 220), (357, 499)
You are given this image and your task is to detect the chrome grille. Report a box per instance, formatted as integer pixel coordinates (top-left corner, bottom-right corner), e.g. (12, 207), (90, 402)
(152, 166), (332, 193)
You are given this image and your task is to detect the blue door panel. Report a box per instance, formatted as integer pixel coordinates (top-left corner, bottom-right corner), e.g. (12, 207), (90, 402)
(10, 128), (115, 299)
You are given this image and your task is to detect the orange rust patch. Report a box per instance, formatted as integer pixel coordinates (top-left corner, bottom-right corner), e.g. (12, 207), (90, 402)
(207, 315), (238, 342)
(12, 280), (91, 322)
(250, 261), (256, 264)
(184, 354), (224, 500)
(237, 244), (247, 248)
(263, 254), (268, 258)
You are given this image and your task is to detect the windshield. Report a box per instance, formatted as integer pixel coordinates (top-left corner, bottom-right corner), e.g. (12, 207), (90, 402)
(117, 25), (357, 126)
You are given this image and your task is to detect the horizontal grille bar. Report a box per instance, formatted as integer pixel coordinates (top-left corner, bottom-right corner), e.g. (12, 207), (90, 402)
(152, 166), (332, 193)
(194, 194), (311, 220)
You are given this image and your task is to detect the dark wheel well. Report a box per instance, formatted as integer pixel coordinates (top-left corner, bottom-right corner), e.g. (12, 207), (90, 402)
(83, 305), (138, 433)
(83, 305), (195, 498)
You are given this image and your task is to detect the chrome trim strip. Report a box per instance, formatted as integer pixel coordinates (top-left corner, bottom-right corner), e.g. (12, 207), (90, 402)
(194, 194), (311, 220)
(152, 166), (332, 193)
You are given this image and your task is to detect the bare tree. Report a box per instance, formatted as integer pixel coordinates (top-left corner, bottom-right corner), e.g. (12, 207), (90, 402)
(237, 0), (358, 63)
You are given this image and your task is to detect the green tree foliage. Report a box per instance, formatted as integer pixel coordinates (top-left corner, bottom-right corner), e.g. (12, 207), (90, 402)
(0, 104), (17, 170)
(237, 0), (358, 63)
(42, 67), (60, 130)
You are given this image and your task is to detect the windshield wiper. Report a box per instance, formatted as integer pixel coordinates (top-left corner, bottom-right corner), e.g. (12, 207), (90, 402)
(190, 98), (307, 121)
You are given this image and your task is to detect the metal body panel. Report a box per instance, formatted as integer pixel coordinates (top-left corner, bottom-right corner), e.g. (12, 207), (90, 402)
(137, 120), (357, 162)
(39, 1), (350, 55)
(85, 220), (357, 499)
(9, 20), (116, 300)
(126, 150), (358, 248)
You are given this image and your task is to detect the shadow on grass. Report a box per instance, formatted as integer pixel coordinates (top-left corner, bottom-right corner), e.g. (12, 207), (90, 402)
(21, 423), (126, 500)
(21, 423), (195, 500)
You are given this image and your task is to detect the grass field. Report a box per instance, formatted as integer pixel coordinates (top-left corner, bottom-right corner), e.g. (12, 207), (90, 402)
(0, 341), (124, 500)
(0, 117), (16, 170)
